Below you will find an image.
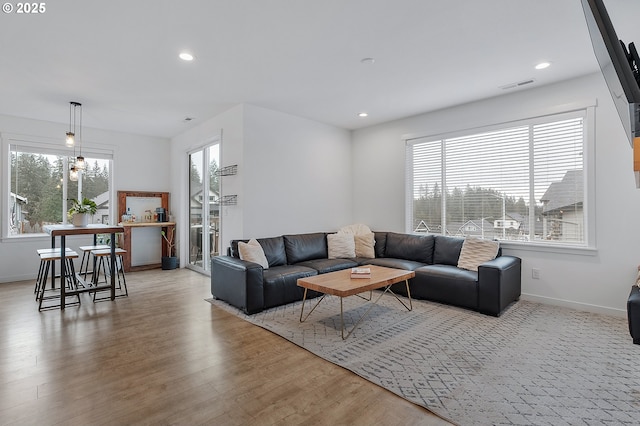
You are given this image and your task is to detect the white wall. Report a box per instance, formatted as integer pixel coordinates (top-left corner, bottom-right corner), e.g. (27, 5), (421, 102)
(170, 104), (353, 259)
(170, 104), (245, 265)
(0, 114), (170, 282)
(351, 73), (640, 316)
(242, 104), (353, 237)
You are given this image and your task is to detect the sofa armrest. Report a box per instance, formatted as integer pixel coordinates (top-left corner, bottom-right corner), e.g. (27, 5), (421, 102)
(477, 255), (522, 316)
(211, 255), (265, 314)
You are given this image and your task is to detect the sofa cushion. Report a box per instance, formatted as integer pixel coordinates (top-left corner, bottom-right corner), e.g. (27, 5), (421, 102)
(297, 258), (358, 274)
(384, 232), (434, 264)
(354, 233), (375, 258)
(238, 239), (269, 269)
(284, 233), (328, 264)
(262, 265), (318, 309)
(373, 232), (387, 258)
(327, 233), (355, 258)
(257, 236), (287, 267)
(366, 257), (426, 271)
(413, 264), (479, 309)
(433, 235), (464, 266)
(457, 238), (500, 272)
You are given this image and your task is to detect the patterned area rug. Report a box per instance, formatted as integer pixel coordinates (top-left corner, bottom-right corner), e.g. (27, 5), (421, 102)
(206, 294), (640, 425)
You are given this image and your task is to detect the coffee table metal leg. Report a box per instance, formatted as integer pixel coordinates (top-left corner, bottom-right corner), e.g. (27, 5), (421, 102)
(386, 279), (413, 311)
(299, 289), (326, 323)
(342, 286), (393, 340)
(301, 279), (414, 340)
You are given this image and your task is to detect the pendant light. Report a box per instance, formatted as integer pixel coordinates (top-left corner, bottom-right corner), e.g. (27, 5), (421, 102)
(69, 165), (79, 182)
(65, 101), (85, 178)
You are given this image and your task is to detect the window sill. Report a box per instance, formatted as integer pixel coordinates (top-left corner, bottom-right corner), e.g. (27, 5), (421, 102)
(500, 240), (597, 257)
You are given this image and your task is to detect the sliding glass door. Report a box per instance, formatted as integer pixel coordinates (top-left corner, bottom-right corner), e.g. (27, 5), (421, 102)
(187, 142), (220, 273)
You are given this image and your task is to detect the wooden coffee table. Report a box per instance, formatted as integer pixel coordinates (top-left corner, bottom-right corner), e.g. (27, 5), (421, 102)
(297, 265), (415, 339)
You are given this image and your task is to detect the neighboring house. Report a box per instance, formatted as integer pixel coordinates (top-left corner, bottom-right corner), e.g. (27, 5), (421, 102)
(9, 192), (27, 235)
(190, 187), (221, 258)
(92, 191), (110, 224)
(190, 187), (220, 224)
(509, 212), (544, 241)
(540, 169), (584, 242)
(493, 213), (520, 231)
(455, 219), (496, 238)
(413, 220), (431, 233)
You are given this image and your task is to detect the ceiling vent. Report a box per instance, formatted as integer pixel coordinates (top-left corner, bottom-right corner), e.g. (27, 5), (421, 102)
(500, 79), (536, 90)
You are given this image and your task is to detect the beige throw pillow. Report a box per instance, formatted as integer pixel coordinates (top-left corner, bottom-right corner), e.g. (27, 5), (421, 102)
(238, 238), (269, 269)
(354, 233), (375, 258)
(338, 223), (372, 236)
(327, 233), (356, 259)
(457, 238), (499, 272)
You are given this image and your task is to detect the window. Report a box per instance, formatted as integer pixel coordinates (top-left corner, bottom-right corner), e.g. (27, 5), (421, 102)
(406, 111), (587, 246)
(188, 140), (221, 274)
(7, 142), (113, 237)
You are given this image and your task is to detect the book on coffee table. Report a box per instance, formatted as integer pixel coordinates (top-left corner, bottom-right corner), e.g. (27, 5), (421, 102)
(350, 267), (371, 279)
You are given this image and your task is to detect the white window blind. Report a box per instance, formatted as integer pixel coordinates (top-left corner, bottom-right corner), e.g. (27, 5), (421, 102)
(407, 112), (586, 245)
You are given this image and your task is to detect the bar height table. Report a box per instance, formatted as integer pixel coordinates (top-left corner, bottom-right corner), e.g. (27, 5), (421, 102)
(43, 224), (124, 309)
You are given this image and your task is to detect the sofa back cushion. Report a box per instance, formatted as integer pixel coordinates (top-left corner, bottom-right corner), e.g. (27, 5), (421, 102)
(230, 236), (287, 267)
(373, 231), (388, 258)
(284, 233), (328, 264)
(433, 235), (464, 265)
(384, 232), (434, 264)
(257, 236), (288, 267)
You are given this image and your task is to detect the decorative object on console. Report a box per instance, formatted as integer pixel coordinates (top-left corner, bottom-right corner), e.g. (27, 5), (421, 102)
(161, 228), (177, 270)
(238, 239), (269, 269)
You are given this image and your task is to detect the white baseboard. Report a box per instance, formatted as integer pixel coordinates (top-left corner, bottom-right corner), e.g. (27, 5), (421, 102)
(521, 293), (627, 318)
(0, 273), (36, 284)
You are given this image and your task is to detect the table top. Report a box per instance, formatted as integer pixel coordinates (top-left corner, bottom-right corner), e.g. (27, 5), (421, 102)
(118, 222), (175, 228)
(43, 223), (125, 236)
(297, 265), (415, 297)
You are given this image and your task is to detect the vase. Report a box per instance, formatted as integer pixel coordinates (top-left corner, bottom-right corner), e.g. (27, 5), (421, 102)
(72, 213), (89, 227)
(161, 256), (178, 270)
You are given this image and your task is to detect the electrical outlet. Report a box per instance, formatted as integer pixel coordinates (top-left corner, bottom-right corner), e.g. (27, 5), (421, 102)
(532, 268), (540, 279)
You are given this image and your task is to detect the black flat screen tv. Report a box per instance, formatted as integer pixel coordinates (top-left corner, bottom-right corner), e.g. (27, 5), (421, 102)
(581, 0), (640, 148)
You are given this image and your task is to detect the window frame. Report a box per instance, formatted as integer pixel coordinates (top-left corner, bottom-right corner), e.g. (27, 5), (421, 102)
(404, 106), (597, 254)
(2, 133), (115, 240)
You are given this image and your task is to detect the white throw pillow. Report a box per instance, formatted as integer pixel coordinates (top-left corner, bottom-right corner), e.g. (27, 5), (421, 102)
(354, 233), (375, 258)
(327, 233), (356, 259)
(238, 238), (269, 269)
(457, 238), (500, 272)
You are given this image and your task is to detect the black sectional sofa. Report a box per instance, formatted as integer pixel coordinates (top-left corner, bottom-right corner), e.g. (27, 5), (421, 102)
(211, 231), (522, 316)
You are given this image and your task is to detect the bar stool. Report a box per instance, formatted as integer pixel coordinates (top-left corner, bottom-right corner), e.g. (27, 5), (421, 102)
(90, 248), (128, 301)
(78, 244), (110, 281)
(34, 247), (74, 298)
(37, 250), (81, 311)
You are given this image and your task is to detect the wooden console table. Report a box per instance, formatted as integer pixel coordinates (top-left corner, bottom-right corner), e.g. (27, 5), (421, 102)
(119, 222), (175, 272)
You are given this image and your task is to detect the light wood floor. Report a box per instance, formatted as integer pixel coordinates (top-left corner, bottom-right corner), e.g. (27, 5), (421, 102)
(0, 268), (452, 426)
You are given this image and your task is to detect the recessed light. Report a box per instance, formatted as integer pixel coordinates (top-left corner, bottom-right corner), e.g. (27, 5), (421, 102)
(358, 112), (369, 118)
(535, 62), (551, 70)
(179, 52), (194, 61)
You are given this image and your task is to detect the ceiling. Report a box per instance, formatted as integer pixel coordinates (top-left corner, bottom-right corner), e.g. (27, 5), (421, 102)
(1, 0), (639, 139)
